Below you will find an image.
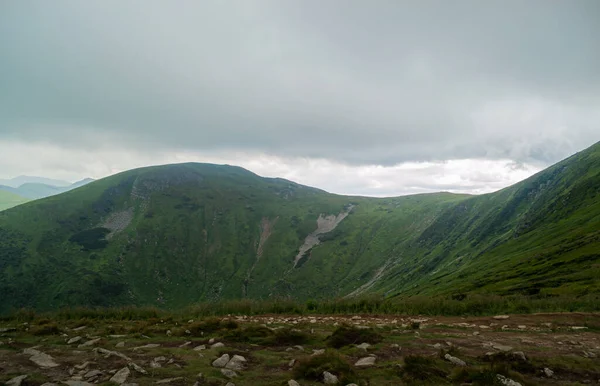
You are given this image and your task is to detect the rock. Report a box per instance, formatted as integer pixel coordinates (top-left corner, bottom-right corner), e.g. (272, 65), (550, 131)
(72, 326), (87, 331)
(288, 358), (296, 367)
(517, 325), (526, 330)
(444, 353), (466, 366)
(116, 341), (126, 348)
(211, 342), (225, 348)
(355, 356), (376, 367)
(108, 334), (127, 338)
(356, 343), (371, 350)
(473, 331), (480, 336)
(494, 315), (510, 320)
(62, 382), (94, 386)
(109, 367), (130, 384)
(84, 370), (103, 379)
(193, 344), (206, 351)
(67, 336), (82, 344)
(0, 327), (16, 333)
(496, 374), (522, 386)
(225, 354), (247, 371)
(433, 343), (442, 349)
(128, 362), (148, 374)
(150, 361), (162, 368)
(6, 375), (28, 386)
(288, 380), (300, 386)
(154, 356), (167, 363)
(178, 341), (191, 347)
(492, 344), (513, 352)
(312, 349), (325, 356)
(78, 338), (101, 348)
(94, 347), (132, 361)
(543, 367), (554, 377)
(346, 384), (358, 386)
(221, 369), (238, 378)
(212, 353), (230, 368)
(25, 348), (59, 368)
(166, 330), (172, 336)
(133, 343), (160, 350)
(294, 345), (304, 351)
(323, 371), (339, 384)
(582, 351), (597, 358)
(155, 378), (183, 384)
(41, 383), (58, 386)
(74, 362), (92, 370)
(512, 351), (527, 361)
(225, 383), (235, 386)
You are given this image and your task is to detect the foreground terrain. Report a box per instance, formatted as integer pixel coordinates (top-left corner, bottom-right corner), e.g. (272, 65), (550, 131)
(1, 312), (599, 385)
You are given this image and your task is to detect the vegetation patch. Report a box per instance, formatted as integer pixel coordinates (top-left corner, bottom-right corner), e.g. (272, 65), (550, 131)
(400, 354), (448, 382)
(68, 227), (110, 250)
(293, 350), (359, 384)
(326, 324), (382, 348)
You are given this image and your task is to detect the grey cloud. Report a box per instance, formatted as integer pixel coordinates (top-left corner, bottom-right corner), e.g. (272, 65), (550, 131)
(0, 0), (598, 167)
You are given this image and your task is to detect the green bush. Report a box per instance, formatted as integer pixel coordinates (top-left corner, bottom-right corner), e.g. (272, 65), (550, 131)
(326, 325), (382, 348)
(293, 350), (358, 384)
(400, 355), (447, 382)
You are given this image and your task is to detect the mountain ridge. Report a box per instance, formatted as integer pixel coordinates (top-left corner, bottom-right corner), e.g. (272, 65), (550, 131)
(0, 142), (598, 313)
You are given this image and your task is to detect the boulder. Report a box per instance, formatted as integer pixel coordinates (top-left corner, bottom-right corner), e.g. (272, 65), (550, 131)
(444, 353), (466, 366)
(67, 336), (82, 344)
(355, 356), (376, 367)
(109, 367), (130, 384)
(225, 355), (247, 371)
(221, 369), (238, 378)
(6, 375), (28, 386)
(212, 353), (230, 368)
(496, 374), (522, 386)
(323, 371), (339, 384)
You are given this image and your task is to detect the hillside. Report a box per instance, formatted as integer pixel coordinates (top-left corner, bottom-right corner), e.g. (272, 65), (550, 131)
(0, 178), (95, 208)
(0, 142), (598, 313)
(0, 190), (29, 211)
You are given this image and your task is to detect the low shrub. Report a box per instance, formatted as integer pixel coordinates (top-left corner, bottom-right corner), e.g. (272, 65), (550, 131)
(326, 325), (382, 348)
(400, 355), (447, 382)
(293, 350), (358, 384)
(30, 323), (60, 336)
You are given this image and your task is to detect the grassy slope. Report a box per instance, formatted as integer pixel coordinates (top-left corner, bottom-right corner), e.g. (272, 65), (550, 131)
(0, 142), (598, 313)
(376, 142), (600, 298)
(0, 190), (29, 211)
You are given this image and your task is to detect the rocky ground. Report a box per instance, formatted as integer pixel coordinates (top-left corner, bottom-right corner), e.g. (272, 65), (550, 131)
(0, 313), (599, 385)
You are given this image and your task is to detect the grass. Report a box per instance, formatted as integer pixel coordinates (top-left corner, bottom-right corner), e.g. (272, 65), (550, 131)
(2, 293), (600, 323)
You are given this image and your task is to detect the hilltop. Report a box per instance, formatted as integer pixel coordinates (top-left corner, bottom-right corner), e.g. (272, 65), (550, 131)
(0, 142), (598, 313)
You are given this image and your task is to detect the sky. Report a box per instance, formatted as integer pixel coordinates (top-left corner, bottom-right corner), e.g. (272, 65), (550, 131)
(0, 1), (598, 196)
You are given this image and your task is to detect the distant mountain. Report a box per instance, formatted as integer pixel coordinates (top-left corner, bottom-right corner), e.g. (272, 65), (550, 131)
(0, 177), (95, 210)
(0, 175), (71, 188)
(0, 142), (597, 313)
(0, 190), (29, 211)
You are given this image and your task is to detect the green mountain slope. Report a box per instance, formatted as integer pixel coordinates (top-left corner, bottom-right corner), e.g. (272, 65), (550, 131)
(0, 178), (95, 202)
(0, 142), (598, 313)
(0, 190), (29, 211)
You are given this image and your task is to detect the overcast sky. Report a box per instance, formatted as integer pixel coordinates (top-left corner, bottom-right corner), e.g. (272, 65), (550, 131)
(1, 1), (598, 196)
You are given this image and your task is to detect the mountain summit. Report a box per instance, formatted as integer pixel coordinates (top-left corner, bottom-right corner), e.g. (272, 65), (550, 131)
(0, 143), (598, 313)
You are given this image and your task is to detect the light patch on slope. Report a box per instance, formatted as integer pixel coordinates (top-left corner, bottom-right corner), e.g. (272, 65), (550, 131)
(102, 207), (134, 239)
(293, 206), (354, 267)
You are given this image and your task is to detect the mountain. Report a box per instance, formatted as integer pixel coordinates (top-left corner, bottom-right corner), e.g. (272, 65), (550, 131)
(0, 190), (29, 211)
(0, 142), (598, 313)
(0, 177), (95, 206)
(0, 175), (71, 188)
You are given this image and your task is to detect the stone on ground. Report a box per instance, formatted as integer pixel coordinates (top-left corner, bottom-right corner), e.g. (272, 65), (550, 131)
(109, 367), (130, 384)
(212, 353), (230, 368)
(323, 371), (339, 384)
(221, 368), (238, 378)
(288, 380), (300, 386)
(6, 375), (27, 386)
(496, 374), (522, 386)
(355, 356), (376, 367)
(444, 353), (466, 366)
(225, 354), (247, 370)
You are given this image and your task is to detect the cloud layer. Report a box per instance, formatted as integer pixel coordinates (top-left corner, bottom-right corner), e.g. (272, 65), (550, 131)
(0, 1), (598, 194)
